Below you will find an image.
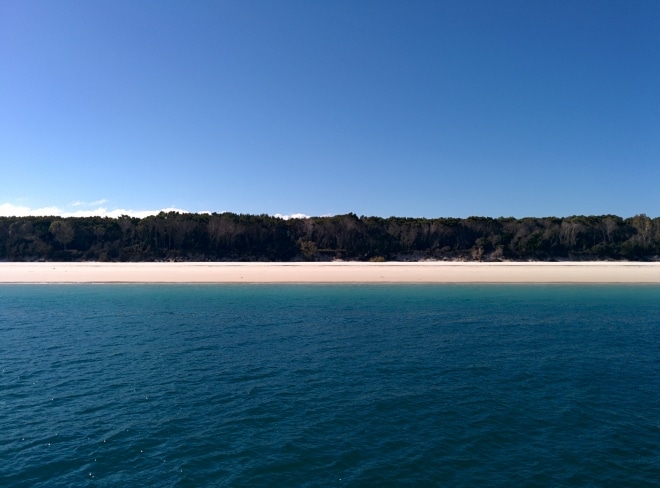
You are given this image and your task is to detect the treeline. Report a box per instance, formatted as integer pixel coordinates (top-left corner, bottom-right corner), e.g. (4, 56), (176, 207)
(1, 213), (659, 262)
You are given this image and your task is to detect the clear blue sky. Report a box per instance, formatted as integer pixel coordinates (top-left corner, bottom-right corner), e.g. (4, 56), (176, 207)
(1, 0), (658, 219)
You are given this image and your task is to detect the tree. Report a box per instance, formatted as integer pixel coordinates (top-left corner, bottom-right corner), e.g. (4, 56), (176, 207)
(49, 220), (74, 250)
(631, 214), (652, 247)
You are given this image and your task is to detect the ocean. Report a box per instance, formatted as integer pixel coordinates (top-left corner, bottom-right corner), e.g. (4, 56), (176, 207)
(1, 284), (659, 487)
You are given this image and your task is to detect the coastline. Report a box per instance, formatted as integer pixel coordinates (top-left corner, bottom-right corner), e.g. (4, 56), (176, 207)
(1, 262), (660, 283)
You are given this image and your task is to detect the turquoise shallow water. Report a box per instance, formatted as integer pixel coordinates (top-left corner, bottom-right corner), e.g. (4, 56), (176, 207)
(1, 284), (659, 487)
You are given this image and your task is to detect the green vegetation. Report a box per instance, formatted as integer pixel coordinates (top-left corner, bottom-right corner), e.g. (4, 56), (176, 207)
(1, 213), (659, 262)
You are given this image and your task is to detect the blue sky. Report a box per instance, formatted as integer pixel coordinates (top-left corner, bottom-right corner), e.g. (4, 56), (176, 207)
(1, 0), (658, 219)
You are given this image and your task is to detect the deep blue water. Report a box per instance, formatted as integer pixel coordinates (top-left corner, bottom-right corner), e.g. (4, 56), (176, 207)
(1, 284), (659, 487)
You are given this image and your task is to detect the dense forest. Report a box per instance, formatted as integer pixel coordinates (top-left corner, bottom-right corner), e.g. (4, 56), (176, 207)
(1, 213), (659, 262)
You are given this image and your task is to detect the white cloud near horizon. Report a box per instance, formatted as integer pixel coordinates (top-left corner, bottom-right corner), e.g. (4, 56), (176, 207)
(0, 203), (313, 220)
(70, 199), (109, 207)
(273, 213), (310, 220)
(0, 203), (189, 219)
(0, 203), (64, 217)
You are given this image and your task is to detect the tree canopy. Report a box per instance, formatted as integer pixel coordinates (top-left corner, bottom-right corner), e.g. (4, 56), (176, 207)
(1, 213), (659, 262)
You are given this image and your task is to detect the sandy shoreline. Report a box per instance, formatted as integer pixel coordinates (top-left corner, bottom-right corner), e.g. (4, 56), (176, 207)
(1, 262), (660, 283)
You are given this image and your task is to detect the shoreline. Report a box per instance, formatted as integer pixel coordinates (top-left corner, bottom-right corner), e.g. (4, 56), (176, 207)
(2, 262), (660, 283)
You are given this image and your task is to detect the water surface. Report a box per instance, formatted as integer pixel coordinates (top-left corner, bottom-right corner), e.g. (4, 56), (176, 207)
(1, 285), (659, 486)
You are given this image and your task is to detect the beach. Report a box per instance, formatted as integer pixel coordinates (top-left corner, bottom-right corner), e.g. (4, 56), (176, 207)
(1, 262), (660, 283)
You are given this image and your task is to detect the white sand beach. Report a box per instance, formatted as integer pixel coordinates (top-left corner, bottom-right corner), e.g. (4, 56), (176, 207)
(1, 262), (660, 283)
